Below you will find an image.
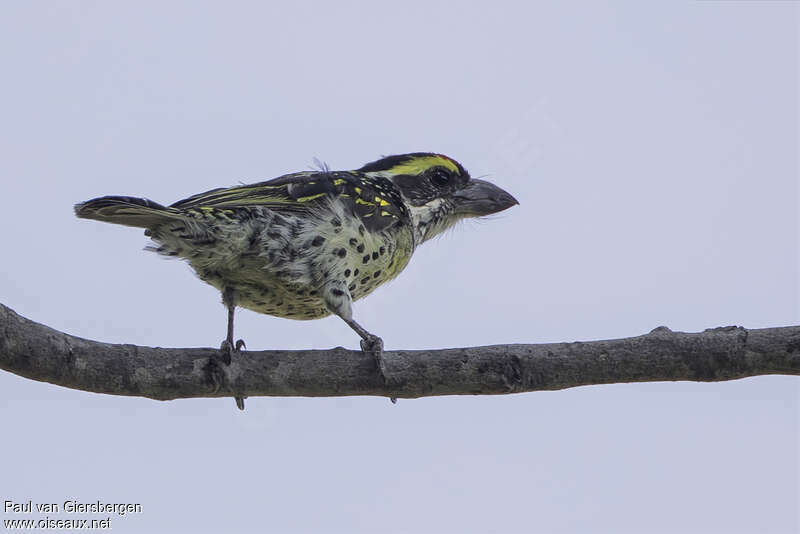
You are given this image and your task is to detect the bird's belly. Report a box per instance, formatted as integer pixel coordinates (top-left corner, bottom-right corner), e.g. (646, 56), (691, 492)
(234, 282), (331, 320)
(151, 206), (414, 320)
(191, 264), (331, 320)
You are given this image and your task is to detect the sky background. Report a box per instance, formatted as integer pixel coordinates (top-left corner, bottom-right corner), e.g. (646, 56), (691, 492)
(0, 1), (797, 533)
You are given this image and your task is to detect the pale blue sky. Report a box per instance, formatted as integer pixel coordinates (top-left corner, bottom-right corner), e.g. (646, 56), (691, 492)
(1, 2), (797, 533)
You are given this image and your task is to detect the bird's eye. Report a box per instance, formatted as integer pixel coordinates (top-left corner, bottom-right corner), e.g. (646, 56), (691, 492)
(430, 169), (451, 187)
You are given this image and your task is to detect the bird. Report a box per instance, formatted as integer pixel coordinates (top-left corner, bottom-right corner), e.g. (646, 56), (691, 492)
(75, 152), (518, 409)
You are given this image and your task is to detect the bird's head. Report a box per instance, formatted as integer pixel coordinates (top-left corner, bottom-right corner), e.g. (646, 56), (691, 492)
(359, 153), (518, 244)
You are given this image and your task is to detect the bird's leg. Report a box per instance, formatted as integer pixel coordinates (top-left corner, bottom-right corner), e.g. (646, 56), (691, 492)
(344, 318), (396, 403)
(323, 281), (395, 402)
(220, 288), (247, 411)
(342, 317), (387, 379)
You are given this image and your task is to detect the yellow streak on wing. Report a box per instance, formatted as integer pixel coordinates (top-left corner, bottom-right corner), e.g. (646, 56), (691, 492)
(355, 198), (374, 206)
(354, 187), (362, 194)
(387, 155), (459, 176)
(296, 192), (327, 203)
(333, 178), (346, 186)
(375, 197), (389, 206)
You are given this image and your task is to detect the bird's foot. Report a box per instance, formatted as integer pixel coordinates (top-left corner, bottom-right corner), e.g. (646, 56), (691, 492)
(220, 339), (247, 410)
(219, 340), (233, 365)
(219, 339), (247, 364)
(360, 334), (385, 377)
(359, 335), (397, 404)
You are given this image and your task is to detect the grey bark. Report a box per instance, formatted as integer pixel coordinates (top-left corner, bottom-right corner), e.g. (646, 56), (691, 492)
(1, 303), (798, 402)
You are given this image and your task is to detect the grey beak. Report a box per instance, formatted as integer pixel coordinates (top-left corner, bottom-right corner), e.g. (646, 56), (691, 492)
(452, 179), (519, 217)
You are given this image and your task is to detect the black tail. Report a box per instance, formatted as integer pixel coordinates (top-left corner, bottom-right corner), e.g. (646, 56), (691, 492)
(75, 196), (184, 229)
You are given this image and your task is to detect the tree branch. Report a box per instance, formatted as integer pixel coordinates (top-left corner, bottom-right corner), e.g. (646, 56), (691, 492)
(1, 303), (798, 402)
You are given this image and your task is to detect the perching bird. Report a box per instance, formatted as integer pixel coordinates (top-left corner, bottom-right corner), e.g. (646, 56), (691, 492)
(75, 153), (518, 408)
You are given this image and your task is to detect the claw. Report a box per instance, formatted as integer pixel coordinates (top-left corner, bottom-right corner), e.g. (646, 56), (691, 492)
(360, 335), (386, 377)
(235, 396), (246, 411)
(359, 335), (397, 404)
(235, 339), (247, 351)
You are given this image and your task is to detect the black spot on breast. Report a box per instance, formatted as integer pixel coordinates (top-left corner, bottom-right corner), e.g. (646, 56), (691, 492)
(373, 270), (381, 278)
(356, 244), (364, 253)
(362, 255), (369, 264)
(331, 217), (342, 227)
(354, 269), (359, 276)
(372, 252), (379, 260)
(337, 248), (347, 258)
(312, 235), (325, 246)
(358, 224), (365, 236)
(348, 283), (356, 291)
(331, 288), (344, 297)
(191, 236), (217, 246)
(345, 269), (351, 277)
(309, 290), (318, 296)
(349, 238), (358, 246)
(248, 228), (260, 248)
(361, 277), (370, 285)
(380, 246), (386, 255)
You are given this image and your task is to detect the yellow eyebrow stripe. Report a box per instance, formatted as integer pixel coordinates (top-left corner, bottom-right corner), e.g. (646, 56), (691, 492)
(386, 155), (459, 175)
